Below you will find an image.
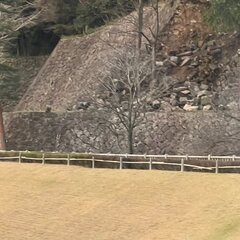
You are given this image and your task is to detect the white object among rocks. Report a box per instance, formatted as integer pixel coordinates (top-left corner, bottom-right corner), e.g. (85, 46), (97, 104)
(183, 104), (199, 112)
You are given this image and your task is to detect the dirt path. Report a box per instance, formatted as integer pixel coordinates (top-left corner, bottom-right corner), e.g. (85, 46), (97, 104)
(0, 163), (240, 240)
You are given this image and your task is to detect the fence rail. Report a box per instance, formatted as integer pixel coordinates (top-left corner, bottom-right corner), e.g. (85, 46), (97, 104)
(0, 151), (240, 174)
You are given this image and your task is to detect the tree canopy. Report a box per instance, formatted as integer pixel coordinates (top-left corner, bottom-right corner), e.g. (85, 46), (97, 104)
(204, 0), (240, 32)
(74, 0), (135, 32)
(0, 0), (146, 56)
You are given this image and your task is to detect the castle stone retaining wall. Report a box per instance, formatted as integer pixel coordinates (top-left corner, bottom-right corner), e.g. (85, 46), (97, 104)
(4, 111), (240, 155)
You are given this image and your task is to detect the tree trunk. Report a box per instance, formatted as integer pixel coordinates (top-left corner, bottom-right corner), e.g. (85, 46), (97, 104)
(150, 0), (159, 90)
(128, 127), (134, 154)
(137, 0), (144, 54)
(0, 106), (6, 150)
(151, 44), (157, 84)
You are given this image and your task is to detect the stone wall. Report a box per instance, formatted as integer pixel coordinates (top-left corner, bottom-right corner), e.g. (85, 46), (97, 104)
(4, 111), (240, 155)
(16, 1), (180, 112)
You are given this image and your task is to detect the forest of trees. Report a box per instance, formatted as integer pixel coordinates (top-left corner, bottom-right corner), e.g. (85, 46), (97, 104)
(0, 0), (147, 56)
(0, 0), (239, 57)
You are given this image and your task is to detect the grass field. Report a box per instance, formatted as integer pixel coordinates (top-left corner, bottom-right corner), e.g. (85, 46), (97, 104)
(0, 163), (240, 240)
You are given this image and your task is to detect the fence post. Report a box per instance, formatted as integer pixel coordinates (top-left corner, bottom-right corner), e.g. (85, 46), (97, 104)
(18, 151), (22, 164)
(233, 155), (235, 161)
(42, 153), (45, 165)
(215, 159), (219, 174)
(181, 158), (184, 172)
(120, 157), (123, 170)
(149, 157), (152, 170)
(92, 156), (95, 169)
(182, 155), (188, 172)
(67, 154), (70, 166)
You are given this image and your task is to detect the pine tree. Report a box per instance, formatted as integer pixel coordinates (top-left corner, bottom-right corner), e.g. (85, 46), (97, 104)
(74, 0), (136, 33)
(205, 0), (240, 32)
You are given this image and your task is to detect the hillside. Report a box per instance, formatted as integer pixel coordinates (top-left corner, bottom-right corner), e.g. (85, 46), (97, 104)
(15, 1), (179, 111)
(1, 163), (240, 240)
(2, 0), (240, 154)
(15, 0), (240, 112)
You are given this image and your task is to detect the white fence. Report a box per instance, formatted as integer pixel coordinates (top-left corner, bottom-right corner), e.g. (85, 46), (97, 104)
(0, 151), (240, 174)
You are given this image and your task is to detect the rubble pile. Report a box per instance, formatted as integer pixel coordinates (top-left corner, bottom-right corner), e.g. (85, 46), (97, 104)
(150, 1), (240, 112)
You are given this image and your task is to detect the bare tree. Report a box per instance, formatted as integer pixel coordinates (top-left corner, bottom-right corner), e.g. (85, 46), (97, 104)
(149, 0), (160, 86)
(93, 48), (152, 154)
(0, 1), (41, 72)
(0, 1), (41, 43)
(129, 0), (161, 86)
(98, 0), (161, 85)
(90, 0), (170, 153)
(136, 0), (144, 54)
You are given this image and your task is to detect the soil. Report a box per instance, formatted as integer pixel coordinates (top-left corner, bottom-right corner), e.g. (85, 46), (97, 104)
(160, 1), (240, 83)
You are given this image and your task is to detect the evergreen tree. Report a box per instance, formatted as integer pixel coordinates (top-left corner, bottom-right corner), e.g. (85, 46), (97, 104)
(205, 0), (240, 32)
(74, 0), (135, 33)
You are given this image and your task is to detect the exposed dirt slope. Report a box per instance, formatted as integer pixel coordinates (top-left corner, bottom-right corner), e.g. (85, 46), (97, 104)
(1, 163), (240, 240)
(16, 1), (179, 111)
(150, 1), (240, 111)
(169, 4), (239, 73)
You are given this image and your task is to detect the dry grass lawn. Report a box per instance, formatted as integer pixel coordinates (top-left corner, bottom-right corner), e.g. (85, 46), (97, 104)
(0, 163), (240, 240)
